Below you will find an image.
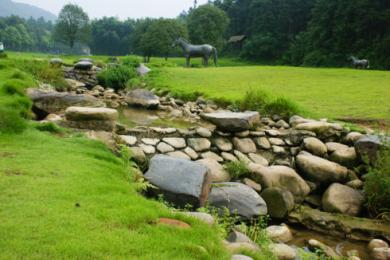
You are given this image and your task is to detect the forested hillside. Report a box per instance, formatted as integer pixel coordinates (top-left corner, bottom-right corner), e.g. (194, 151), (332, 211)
(0, 0), (56, 21)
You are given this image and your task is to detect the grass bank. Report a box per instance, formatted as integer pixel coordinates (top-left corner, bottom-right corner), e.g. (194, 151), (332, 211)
(150, 66), (390, 122)
(0, 56), (235, 259)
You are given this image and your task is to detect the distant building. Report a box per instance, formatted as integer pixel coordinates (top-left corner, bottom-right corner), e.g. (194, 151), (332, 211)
(228, 35), (247, 51)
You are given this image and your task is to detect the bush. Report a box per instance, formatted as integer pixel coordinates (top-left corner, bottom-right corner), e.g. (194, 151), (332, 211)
(97, 65), (137, 91)
(265, 97), (301, 119)
(364, 147), (390, 219)
(0, 107), (28, 134)
(225, 160), (250, 180)
(122, 57), (141, 68)
(1, 79), (27, 96)
(238, 88), (301, 120)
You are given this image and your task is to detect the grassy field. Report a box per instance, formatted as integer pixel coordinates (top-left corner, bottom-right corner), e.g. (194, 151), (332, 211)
(0, 56), (238, 259)
(151, 66), (390, 123)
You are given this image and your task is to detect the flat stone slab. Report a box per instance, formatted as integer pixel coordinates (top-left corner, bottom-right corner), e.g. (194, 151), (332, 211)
(202, 111), (260, 132)
(126, 89), (160, 109)
(65, 107), (118, 121)
(145, 155), (211, 208)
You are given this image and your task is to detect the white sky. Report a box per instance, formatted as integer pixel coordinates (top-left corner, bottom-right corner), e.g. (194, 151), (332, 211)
(15, 0), (209, 19)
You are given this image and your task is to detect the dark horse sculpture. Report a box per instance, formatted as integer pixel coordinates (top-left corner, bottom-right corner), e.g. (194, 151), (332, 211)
(350, 56), (370, 69)
(172, 38), (218, 67)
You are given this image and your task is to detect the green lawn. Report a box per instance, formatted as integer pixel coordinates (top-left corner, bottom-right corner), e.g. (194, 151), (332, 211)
(152, 66), (390, 121)
(0, 56), (234, 259)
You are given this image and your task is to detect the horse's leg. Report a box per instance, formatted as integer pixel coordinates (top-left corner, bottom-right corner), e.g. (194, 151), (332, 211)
(186, 57), (190, 67)
(205, 57), (209, 67)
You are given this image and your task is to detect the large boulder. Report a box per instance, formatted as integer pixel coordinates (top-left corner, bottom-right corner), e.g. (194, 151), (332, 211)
(266, 225), (293, 243)
(145, 155), (212, 208)
(329, 145), (358, 167)
(355, 135), (385, 165)
(136, 63), (151, 77)
(65, 107), (118, 131)
(322, 183), (365, 216)
(296, 152), (348, 184)
(233, 138), (257, 154)
(74, 61), (93, 70)
(303, 137), (327, 157)
(208, 182), (267, 220)
(28, 89), (105, 118)
(126, 89), (160, 109)
(295, 120), (343, 138)
(248, 164), (310, 202)
(261, 188), (295, 218)
(201, 111), (260, 132)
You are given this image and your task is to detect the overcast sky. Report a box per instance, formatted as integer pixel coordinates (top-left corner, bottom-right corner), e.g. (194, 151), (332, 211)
(15, 0), (209, 19)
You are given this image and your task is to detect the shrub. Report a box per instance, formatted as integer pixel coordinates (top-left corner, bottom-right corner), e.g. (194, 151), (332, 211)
(265, 97), (301, 119)
(97, 65), (137, 91)
(364, 146), (390, 219)
(122, 57), (141, 68)
(1, 79), (27, 96)
(0, 107), (28, 134)
(238, 88), (302, 120)
(225, 160), (250, 180)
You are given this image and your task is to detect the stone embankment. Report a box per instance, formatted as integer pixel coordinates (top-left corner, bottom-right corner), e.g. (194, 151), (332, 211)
(31, 58), (389, 260)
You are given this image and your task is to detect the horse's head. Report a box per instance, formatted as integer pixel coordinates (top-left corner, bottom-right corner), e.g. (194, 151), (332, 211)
(171, 38), (180, 48)
(172, 37), (189, 48)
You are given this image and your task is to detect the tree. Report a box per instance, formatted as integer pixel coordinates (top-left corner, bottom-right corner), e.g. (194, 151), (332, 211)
(139, 18), (188, 62)
(187, 4), (229, 50)
(54, 4), (90, 49)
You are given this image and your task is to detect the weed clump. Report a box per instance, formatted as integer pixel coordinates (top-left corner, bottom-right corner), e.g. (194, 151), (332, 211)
(97, 65), (137, 91)
(238, 88), (301, 120)
(225, 160), (250, 180)
(364, 146), (390, 219)
(0, 107), (28, 134)
(34, 122), (64, 133)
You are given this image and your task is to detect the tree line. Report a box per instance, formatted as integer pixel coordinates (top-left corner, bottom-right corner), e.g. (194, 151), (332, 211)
(0, 1), (389, 69)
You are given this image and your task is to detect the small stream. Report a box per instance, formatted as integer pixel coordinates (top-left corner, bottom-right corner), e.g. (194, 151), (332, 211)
(119, 106), (372, 259)
(288, 225), (370, 259)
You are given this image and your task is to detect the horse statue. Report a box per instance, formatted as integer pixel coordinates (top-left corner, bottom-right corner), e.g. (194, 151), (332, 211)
(350, 56), (370, 69)
(172, 38), (218, 67)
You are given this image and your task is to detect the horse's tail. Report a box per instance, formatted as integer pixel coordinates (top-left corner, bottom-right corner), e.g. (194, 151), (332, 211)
(213, 47), (218, 66)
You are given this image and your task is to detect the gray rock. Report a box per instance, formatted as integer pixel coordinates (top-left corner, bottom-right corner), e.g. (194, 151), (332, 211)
(157, 142), (175, 153)
(74, 61), (93, 70)
(236, 130), (250, 138)
(368, 239), (389, 251)
(139, 144), (156, 154)
(261, 188), (295, 218)
(50, 58), (63, 66)
(162, 137), (186, 149)
(270, 243), (297, 260)
(167, 151), (191, 160)
(184, 147), (199, 160)
(214, 138), (233, 152)
(227, 231), (253, 244)
(119, 135), (137, 146)
(126, 89), (160, 109)
(248, 164), (310, 202)
(295, 121), (343, 138)
(322, 183), (364, 216)
(248, 153), (269, 166)
(221, 152), (238, 162)
(371, 248), (390, 260)
(151, 127), (177, 134)
(136, 63), (151, 76)
(269, 138), (285, 146)
(233, 150), (251, 164)
(242, 178), (262, 193)
(201, 151), (223, 162)
(265, 129), (281, 137)
(303, 137), (327, 157)
(65, 78), (86, 91)
(330, 146), (358, 167)
(145, 155), (212, 208)
(196, 127), (212, 137)
(266, 225), (293, 243)
(273, 145), (286, 155)
(355, 135), (384, 165)
(255, 137), (271, 150)
(188, 138), (211, 152)
(28, 89), (105, 117)
(182, 212), (214, 226)
(142, 138), (160, 146)
(326, 142), (349, 153)
(208, 182), (267, 220)
(197, 158), (230, 182)
(296, 152), (349, 184)
(202, 111), (260, 132)
(129, 147), (146, 163)
(231, 255), (253, 260)
(345, 132), (364, 144)
(276, 120), (290, 129)
(307, 239), (338, 258)
(233, 138), (257, 154)
(65, 107), (118, 131)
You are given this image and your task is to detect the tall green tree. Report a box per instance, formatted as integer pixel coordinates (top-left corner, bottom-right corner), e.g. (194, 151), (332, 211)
(54, 4), (90, 49)
(187, 4), (229, 50)
(139, 18), (188, 62)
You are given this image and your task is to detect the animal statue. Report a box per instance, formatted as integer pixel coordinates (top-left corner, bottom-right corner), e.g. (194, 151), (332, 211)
(350, 56), (370, 69)
(172, 38), (218, 67)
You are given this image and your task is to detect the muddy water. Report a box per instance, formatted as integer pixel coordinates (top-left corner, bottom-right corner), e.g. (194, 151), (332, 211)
(288, 225), (370, 259)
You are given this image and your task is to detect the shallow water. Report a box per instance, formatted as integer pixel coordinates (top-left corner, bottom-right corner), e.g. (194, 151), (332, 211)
(118, 107), (199, 129)
(288, 225), (370, 259)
